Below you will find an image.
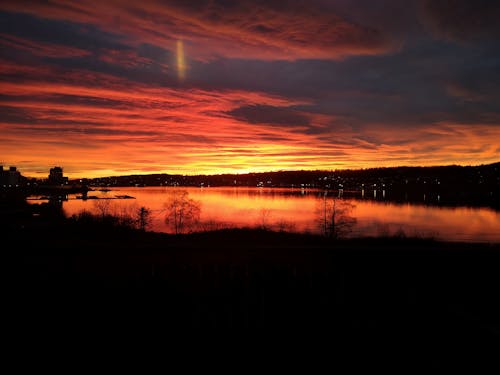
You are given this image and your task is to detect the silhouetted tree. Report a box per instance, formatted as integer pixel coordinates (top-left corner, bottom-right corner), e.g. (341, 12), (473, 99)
(316, 194), (356, 239)
(137, 206), (151, 231)
(164, 189), (201, 234)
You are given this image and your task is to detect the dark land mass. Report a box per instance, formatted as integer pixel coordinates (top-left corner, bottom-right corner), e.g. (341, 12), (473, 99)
(6, 203), (500, 370)
(4, 162), (500, 209)
(85, 161), (500, 209)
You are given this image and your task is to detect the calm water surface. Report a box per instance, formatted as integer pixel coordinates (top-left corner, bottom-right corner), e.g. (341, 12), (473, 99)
(58, 186), (500, 243)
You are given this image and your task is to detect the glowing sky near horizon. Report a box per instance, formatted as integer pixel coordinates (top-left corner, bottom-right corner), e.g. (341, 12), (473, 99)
(1, 0), (499, 178)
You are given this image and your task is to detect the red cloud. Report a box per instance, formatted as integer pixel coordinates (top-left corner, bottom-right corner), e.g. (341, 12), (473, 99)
(1, 0), (394, 60)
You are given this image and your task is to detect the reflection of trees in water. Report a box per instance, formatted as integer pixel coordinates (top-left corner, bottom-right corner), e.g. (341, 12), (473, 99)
(161, 191), (300, 234)
(199, 187), (326, 199)
(259, 208), (272, 230)
(256, 208), (296, 232)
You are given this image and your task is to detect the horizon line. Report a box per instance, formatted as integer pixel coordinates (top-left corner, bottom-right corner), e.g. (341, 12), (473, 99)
(7, 160), (499, 180)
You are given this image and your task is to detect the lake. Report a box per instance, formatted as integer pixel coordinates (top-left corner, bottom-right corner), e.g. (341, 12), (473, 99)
(39, 186), (500, 243)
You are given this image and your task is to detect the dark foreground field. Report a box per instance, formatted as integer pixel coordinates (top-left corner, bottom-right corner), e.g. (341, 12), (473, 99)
(8, 220), (500, 369)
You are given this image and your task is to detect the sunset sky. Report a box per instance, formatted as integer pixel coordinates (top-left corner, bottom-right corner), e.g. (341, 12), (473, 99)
(1, 0), (500, 178)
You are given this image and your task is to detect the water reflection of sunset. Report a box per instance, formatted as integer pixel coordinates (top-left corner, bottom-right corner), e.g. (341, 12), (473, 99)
(353, 201), (500, 242)
(51, 187), (500, 243)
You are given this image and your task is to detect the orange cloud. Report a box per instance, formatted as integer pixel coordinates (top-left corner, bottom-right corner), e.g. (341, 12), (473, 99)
(1, 63), (327, 177)
(2, 62), (498, 179)
(1, 3), (499, 179)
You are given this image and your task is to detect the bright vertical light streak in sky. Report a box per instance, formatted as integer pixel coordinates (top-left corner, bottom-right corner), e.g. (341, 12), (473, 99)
(0, 1), (499, 178)
(176, 40), (186, 81)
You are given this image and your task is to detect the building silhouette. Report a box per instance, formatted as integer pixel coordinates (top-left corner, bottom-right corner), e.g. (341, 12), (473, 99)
(0, 166), (21, 187)
(48, 166), (68, 186)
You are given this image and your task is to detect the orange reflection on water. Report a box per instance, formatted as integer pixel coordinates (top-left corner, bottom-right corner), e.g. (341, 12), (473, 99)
(353, 201), (500, 242)
(191, 187), (318, 231)
(54, 187), (500, 242)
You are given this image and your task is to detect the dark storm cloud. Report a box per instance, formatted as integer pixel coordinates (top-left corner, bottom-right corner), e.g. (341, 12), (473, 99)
(0, 105), (35, 124)
(191, 35), (500, 129)
(0, 11), (173, 86)
(0, 94), (126, 109)
(0, 11), (125, 52)
(420, 0), (500, 42)
(227, 105), (310, 127)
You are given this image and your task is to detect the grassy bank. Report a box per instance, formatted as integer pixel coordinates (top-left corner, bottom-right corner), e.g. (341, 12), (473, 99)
(8, 219), (500, 368)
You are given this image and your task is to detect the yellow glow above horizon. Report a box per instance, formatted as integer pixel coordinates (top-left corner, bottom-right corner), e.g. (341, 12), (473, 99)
(1, 64), (499, 180)
(1, 0), (500, 182)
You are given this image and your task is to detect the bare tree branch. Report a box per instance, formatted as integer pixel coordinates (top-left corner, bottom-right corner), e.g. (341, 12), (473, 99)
(164, 189), (201, 234)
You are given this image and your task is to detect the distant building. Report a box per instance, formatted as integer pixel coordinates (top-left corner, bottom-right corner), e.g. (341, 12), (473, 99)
(8, 166), (20, 186)
(0, 166), (21, 187)
(48, 166), (68, 185)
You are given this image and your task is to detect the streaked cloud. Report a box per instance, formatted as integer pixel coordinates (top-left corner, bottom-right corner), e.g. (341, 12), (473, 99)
(1, 0), (395, 60)
(0, 0), (499, 177)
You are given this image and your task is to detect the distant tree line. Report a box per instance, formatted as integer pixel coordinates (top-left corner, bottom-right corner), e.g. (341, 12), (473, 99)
(83, 162), (499, 191)
(80, 163), (500, 209)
